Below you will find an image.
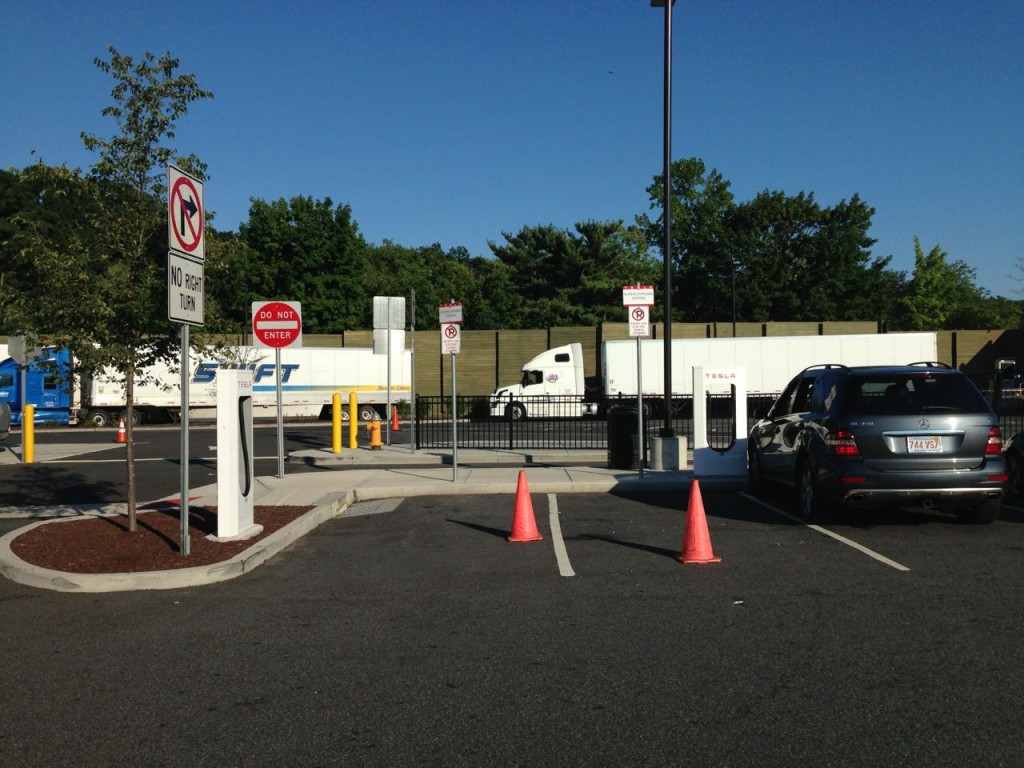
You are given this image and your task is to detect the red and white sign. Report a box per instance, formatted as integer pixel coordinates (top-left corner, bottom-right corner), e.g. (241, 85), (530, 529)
(441, 322), (461, 354)
(252, 301), (302, 348)
(439, 302), (463, 325)
(628, 305), (650, 337)
(168, 165), (205, 260)
(622, 285), (654, 307)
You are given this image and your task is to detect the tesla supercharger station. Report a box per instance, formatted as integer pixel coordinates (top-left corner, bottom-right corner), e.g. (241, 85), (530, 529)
(693, 366), (748, 477)
(215, 368), (260, 540)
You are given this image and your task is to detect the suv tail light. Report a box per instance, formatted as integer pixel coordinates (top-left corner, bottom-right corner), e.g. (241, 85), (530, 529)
(986, 427), (1003, 456)
(826, 429), (859, 456)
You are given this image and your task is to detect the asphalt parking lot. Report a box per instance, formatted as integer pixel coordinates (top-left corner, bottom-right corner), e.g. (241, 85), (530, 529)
(3, 488), (1023, 767)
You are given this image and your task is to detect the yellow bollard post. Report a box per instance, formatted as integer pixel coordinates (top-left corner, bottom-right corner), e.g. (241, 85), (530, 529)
(24, 404), (35, 464)
(348, 392), (358, 449)
(332, 393), (342, 454)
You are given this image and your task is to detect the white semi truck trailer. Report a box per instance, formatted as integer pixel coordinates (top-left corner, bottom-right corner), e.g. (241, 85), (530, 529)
(489, 333), (939, 419)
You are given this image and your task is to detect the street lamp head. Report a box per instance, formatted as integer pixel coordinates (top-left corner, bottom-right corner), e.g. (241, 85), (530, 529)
(650, 0), (676, 7)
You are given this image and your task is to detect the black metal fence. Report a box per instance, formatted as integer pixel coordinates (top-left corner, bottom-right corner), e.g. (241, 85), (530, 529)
(965, 373), (1024, 440)
(415, 395), (608, 450)
(414, 393), (781, 452)
(416, 384), (1024, 453)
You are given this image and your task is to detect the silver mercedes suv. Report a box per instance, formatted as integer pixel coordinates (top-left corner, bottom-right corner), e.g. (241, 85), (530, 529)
(748, 363), (1006, 523)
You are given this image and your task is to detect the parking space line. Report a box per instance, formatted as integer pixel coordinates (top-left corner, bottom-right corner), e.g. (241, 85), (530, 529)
(739, 492), (911, 572)
(547, 494), (575, 577)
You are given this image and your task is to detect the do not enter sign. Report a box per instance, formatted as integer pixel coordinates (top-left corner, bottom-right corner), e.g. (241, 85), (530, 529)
(252, 301), (303, 348)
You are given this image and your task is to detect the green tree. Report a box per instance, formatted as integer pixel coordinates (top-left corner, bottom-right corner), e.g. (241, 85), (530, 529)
(947, 295), (1024, 330)
(240, 195), (369, 332)
(729, 191), (896, 322)
(0, 163), (103, 336)
(489, 220), (659, 328)
(13, 47), (213, 532)
(900, 237), (989, 330)
(363, 242), (482, 329)
(636, 158), (736, 321)
(463, 254), (522, 330)
(202, 227), (254, 334)
(636, 158), (903, 324)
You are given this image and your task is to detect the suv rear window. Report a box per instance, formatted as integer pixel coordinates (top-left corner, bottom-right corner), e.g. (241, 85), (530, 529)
(843, 372), (990, 415)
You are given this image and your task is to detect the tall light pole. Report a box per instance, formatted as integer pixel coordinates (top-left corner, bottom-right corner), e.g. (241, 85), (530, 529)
(732, 260), (739, 337)
(652, 0), (675, 436)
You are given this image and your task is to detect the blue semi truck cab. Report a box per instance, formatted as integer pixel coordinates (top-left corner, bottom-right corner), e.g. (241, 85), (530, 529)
(0, 348), (77, 426)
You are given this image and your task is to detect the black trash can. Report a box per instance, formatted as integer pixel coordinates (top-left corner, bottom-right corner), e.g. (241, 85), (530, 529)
(607, 405), (643, 469)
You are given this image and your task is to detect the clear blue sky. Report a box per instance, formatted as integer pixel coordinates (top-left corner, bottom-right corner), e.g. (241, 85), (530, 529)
(3, 1), (1021, 299)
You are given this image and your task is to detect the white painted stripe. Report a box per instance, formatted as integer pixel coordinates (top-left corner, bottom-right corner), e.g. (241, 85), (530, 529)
(254, 320), (299, 330)
(739, 492), (911, 572)
(547, 493), (575, 577)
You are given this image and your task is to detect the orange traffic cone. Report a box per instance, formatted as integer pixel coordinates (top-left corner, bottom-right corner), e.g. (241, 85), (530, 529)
(115, 418), (127, 444)
(677, 480), (721, 564)
(390, 405), (400, 431)
(508, 470), (543, 542)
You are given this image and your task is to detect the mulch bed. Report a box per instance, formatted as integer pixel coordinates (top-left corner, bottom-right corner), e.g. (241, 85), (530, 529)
(9, 504), (314, 574)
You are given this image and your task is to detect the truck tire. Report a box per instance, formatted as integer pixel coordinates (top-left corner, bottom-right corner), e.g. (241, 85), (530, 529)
(83, 410), (112, 428)
(321, 405), (350, 422)
(120, 409), (144, 427)
(359, 404), (379, 422)
(506, 402), (526, 421)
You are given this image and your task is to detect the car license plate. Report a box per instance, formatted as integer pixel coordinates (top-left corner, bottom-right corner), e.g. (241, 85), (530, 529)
(907, 435), (942, 453)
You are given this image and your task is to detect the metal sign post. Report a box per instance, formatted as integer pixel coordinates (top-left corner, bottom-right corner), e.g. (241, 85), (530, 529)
(167, 165), (206, 557)
(410, 289), (417, 454)
(624, 286), (654, 479)
(451, 353), (458, 481)
(636, 334), (644, 480)
(439, 302), (463, 481)
(180, 327), (191, 555)
(276, 348), (284, 478)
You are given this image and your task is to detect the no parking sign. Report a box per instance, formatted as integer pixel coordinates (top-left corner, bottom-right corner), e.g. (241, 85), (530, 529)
(629, 305), (650, 337)
(441, 322), (461, 354)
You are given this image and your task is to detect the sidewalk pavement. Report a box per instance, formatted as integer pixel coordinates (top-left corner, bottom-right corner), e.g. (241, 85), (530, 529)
(0, 441), (745, 593)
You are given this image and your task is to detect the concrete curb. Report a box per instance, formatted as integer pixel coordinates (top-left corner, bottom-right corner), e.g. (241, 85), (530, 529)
(0, 494), (354, 593)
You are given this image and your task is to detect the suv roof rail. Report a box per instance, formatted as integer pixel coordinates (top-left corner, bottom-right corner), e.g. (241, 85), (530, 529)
(907, 361), (953, 369)
(799, 363), (849, 375)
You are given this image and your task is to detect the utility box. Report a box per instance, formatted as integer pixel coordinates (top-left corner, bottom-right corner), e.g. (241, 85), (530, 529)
(216, 369), (259, 540)
(607, 405), (644, 470)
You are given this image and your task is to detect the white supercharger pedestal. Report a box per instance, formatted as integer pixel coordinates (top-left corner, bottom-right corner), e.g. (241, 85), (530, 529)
(215, 369), (261, 540)
(693, 366), (748, 478)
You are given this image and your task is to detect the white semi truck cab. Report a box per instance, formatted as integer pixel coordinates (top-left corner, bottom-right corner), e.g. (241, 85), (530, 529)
(489, 342), (593, 419)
